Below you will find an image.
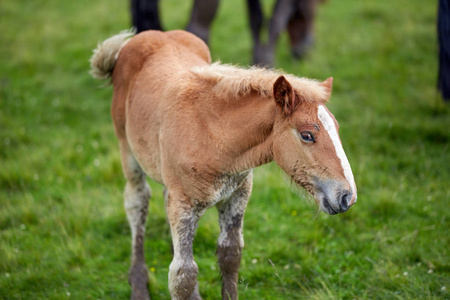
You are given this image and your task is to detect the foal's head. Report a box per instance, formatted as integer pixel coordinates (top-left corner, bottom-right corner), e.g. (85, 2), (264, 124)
(271, 76), (357, 215)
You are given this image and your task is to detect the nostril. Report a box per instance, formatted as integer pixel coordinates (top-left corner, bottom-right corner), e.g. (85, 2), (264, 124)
(339, 192), (350, 211)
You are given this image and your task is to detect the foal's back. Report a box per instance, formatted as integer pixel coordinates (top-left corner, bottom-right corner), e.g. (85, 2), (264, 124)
(111, 30), (211, 182)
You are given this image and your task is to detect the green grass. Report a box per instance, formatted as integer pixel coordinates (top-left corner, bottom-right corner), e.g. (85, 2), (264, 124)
(1, 0), (449, 299)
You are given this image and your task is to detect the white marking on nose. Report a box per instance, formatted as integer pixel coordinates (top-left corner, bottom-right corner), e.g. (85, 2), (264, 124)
(317, 105), (357, 202)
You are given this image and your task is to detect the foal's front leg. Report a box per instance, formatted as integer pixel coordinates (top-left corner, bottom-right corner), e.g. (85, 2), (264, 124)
(166, 192), (202, 300)
(216, 174), (253, 300)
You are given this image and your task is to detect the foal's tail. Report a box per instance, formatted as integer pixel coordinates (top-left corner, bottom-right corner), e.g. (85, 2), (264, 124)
(89, 29), (135, 80)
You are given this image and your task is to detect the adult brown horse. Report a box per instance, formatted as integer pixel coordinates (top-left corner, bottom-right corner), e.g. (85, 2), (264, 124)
(90, 29), (357, 300)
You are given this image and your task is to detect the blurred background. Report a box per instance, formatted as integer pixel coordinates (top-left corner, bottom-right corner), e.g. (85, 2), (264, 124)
(0, 0), (449, 299)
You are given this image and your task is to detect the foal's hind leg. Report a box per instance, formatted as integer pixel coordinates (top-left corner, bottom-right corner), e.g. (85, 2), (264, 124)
(121, 143), (152, 300)
(216, 174), (253, 300)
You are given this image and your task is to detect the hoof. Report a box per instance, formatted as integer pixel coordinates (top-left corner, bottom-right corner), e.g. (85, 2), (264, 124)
(129, 263), (150, 300)
(131, 290), (151, 300)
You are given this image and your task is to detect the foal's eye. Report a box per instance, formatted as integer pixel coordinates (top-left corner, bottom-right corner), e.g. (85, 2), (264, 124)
(300, 131), (315, 143)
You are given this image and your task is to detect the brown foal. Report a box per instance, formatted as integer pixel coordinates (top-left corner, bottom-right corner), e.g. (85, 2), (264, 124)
(90, 29), (357, 300)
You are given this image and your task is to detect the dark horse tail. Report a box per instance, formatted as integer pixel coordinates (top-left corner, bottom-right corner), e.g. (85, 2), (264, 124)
(90, 29), (135, 80)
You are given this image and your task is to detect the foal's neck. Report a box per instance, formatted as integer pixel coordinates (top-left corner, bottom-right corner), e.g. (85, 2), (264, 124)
(211, 93), (276, 173)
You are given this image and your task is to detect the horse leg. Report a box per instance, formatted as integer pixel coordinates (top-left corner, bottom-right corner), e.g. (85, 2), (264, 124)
(216, 174), (253, 300)
(186, 0), (219, 44)
(121, 142), (152, 300)
(263, 0), (295, 66)
(287, 0), (316, 59)
(131, 0), (163, 32)
(166, 192), (202, 300)
(163, 188), (175, 255)
(246, 0), (266, 66)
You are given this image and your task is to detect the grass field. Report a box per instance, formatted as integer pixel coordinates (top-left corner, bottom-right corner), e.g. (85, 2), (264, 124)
(1, 0), (449, 299)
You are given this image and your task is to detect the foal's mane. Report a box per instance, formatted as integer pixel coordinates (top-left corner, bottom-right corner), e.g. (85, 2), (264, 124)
(191, 62), (329, 103)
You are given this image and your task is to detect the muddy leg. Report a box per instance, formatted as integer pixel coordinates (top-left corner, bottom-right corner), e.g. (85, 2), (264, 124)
(121, 143), (152, 300)
(166, 192), (202, 300)
(216, 173), (253, 300)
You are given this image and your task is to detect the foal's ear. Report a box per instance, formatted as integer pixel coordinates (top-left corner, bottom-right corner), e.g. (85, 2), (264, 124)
(319, 77), (333, 97)
(273, 76), (298, 116)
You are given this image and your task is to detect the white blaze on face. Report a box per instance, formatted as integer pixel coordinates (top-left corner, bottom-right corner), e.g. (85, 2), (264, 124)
(317, 105), (357, 202)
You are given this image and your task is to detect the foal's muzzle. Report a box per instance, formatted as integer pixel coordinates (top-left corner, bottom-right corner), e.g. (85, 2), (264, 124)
(322, 190), (353, 215)
(315, 179), (356, 215)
